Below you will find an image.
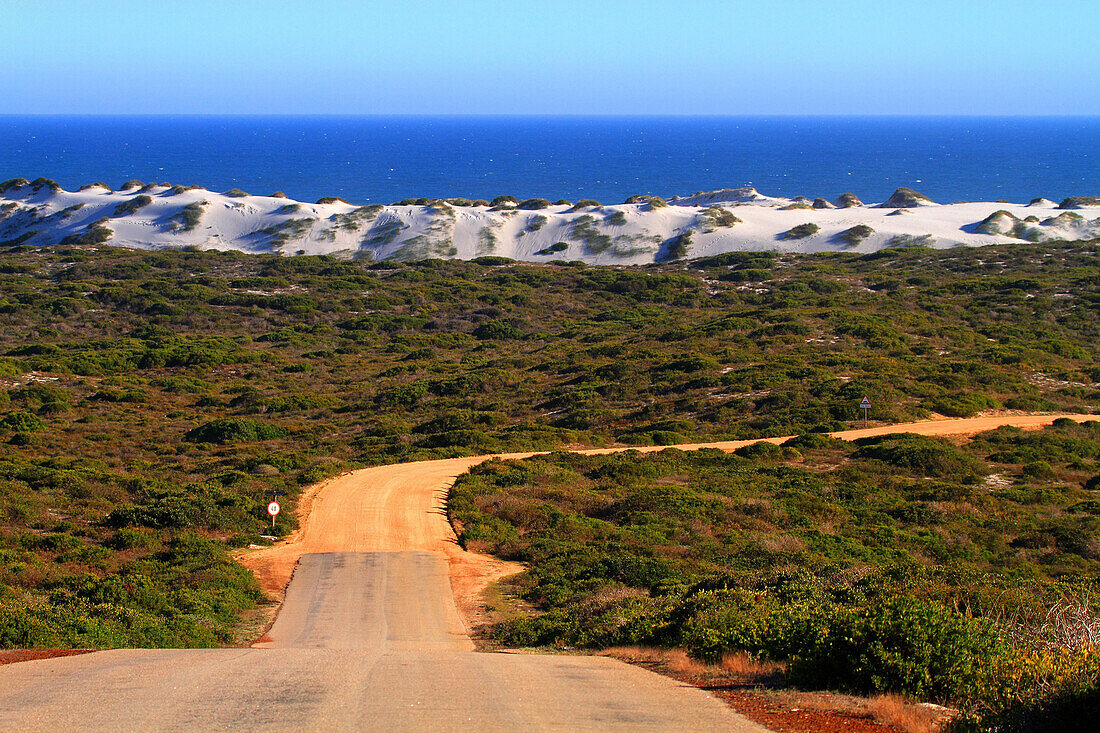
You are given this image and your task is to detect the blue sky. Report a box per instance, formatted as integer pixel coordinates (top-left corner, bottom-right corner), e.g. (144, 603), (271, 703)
(1, 0), (1096, 114)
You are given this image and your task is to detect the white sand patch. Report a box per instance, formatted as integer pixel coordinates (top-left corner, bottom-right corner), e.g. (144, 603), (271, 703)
(1, 179), (1097, 264)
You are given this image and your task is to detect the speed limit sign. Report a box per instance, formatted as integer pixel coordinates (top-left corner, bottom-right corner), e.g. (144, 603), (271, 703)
(267, 501), (280, 527)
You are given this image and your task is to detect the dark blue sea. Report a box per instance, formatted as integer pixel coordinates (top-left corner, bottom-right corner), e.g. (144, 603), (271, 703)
(0, 116), (1096, 204)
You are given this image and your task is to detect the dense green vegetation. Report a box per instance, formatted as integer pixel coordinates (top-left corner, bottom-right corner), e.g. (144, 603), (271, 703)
(0, 239), (1095, 691)
(451, 419), (1100, 729)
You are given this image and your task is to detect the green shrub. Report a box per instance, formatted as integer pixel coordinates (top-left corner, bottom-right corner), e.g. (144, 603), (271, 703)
(702, 206), (740, 229)
(60, 219), (113, 246)
(0, 178), (29, 194)
(183, 418), (288, 444)
(172, 202), (205, 233)
(470, 256), (514, 267)
(1, 410), (45, 432)
(570, 215), (612, 254)
(854, 434), (985, 479)
(88, 388), (147, 403)
(783, 433), (849, 450)
(112, 195), (153, 218)
(929, 392), (998, 417)
(784, 223), (820, 239)
(570, 199), (602, 211)
(535, 242), (568, 255)
(29, 177), (61, 193)
(787, 597), (1008, 700)
(660, 231), (693, 261)
(1022, 460), (1055, 479)
(473, 320), (523, 340)
(837, 224), (874, 246)
(886, 234), (935, 249)
(1057, 196), (1100, 209)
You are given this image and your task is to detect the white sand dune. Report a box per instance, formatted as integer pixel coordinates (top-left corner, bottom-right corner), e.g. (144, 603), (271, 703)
(1, 178), (1097, 264)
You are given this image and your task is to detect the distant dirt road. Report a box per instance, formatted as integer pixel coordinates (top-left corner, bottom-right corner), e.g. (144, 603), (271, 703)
(240, 412), (1096, 607)
(0, 413), (1090, 732)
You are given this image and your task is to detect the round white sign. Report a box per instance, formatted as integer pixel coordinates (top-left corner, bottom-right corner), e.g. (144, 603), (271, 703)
(267, 501), (281, 517)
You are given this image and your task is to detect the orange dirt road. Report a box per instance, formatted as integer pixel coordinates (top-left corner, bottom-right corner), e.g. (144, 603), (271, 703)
(240, 412), (1095, 618)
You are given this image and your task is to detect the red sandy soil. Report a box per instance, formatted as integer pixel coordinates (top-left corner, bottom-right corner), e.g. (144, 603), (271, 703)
(0, 649), (94, 666)
(603, 648), (954, 733)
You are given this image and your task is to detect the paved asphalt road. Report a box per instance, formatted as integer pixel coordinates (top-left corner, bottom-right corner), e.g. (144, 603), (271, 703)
(0, 551), (764, 732)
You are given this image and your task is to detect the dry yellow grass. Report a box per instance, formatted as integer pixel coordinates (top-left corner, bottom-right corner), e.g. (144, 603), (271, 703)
(867, 694), (944, 733)
(719, 651), (784, 677)
(665, 648), (708, 674)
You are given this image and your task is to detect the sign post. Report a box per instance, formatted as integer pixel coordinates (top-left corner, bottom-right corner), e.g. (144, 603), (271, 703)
(859, 395), (871, 426)
(267, 500), (280, 528)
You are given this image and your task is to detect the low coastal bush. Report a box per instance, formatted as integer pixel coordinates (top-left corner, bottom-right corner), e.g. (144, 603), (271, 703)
(853, 433), (985, 479)
(784, 223), (820, 239)
(928, 391), (998, 417)
(0, 241), (1095, 657)
(112, 195), (153, 218)
(1, 410), (45, 433)
(183, 418), (289, 444)
(258, 218), (316, 248)
(837, 224), (874, 246)
(702, 206), (740, 229)
(30, 177), (62, 193)
(0, 178), (29, 194)
(661, 232), (693, 261)
(477, 226), (498, 254)
(0, 533), (264, 648)
(535, 242), (568, 255)
(886, 233), (935, 248)
(517, 198), (551, 210)
(470, 256), (514, 266)
(784, 597), (1008, 700)
(1057, 196), (1100, 209)
(881, 187), (935, 208)
(59, 219), (113, 246)
(172, 202), (205, 233)
(454, 421), (1100, 718)
(570, 215), (612, 254)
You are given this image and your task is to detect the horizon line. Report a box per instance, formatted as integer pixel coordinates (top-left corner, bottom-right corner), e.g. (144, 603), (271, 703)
(2, 112), (1100, 119)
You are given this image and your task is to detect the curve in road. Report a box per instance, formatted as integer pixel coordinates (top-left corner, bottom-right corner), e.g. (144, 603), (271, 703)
(1, 413), (1092, 731)
(241, 412), (1096, 611)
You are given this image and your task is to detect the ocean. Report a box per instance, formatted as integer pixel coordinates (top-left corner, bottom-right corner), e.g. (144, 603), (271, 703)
(0, 116), (1096, 205)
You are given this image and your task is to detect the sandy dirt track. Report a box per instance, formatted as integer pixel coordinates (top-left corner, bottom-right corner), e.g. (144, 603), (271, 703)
(240, 412), (1096, 612)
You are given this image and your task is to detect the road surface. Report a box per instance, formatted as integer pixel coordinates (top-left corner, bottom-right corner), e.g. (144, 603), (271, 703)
(0, 413), (1091, 731)
(0, 551), (752, 731)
